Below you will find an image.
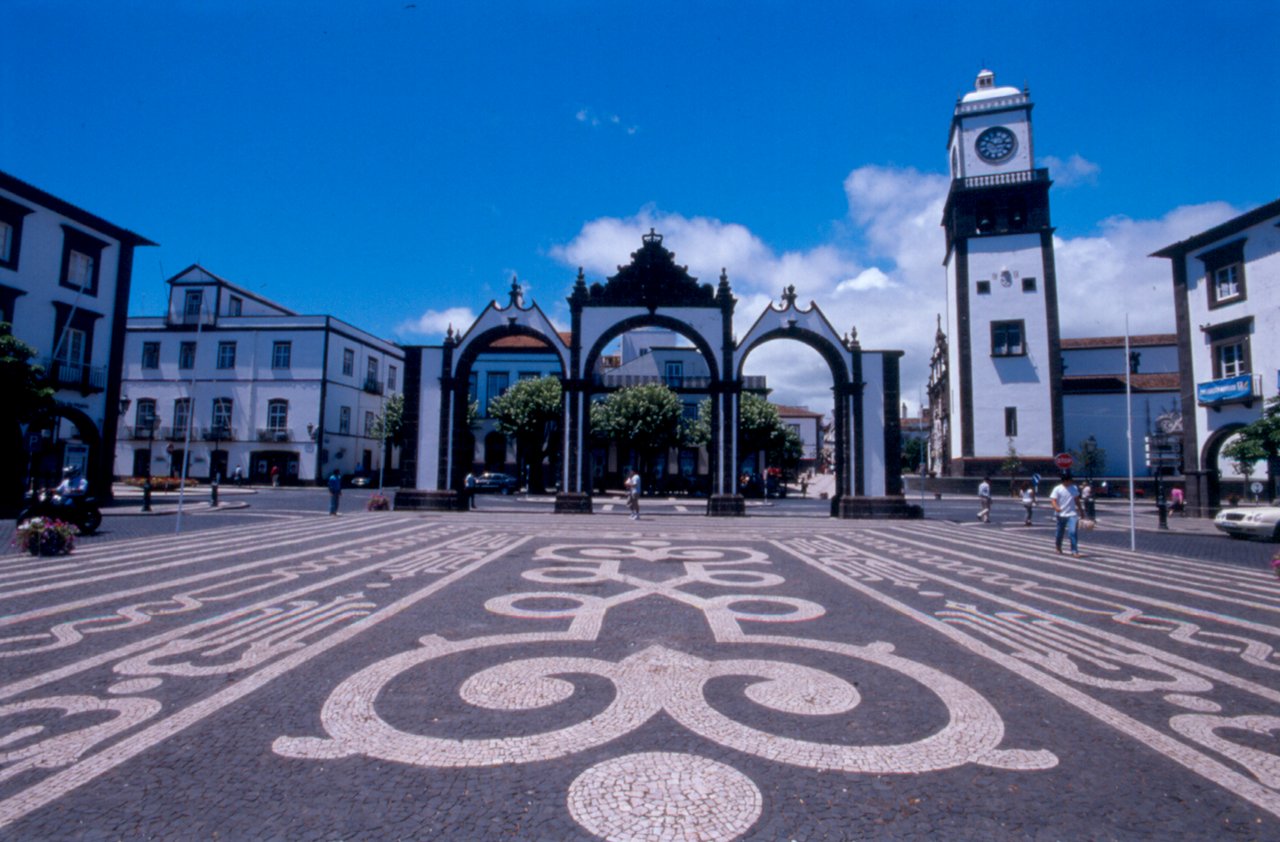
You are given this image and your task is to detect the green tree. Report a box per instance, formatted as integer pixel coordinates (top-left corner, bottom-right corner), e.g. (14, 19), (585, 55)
(1223, 431), (1269, 495)
(488, 376), (562, 493)
(591, 384), (683, 484)
(1001, 438), (1022, 495)
(1223, 398), (1280, 498)
(1069, 438), (1107, 480)
(687, 393), (803, 478)
(0, 324), (55, 504)
(369, 392), (406, 487)
(902, 437), (927, 474)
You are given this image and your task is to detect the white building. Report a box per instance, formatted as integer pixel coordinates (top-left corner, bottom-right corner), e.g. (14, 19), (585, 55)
(116, 266), (403, 485)
(1060, 335), (1180, 479)
(1154, 197), (1280, 512)
(0, 169), (154, 502)
(940, 69), (1064, 476)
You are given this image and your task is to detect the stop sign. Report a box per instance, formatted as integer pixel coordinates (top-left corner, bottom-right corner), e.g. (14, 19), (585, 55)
(1054, 452), (1074, 470)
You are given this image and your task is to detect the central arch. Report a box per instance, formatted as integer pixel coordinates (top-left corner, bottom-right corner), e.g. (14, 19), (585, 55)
(398, 232), (916, 518)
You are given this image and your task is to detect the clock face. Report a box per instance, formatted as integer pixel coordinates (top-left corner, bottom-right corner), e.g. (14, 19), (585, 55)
(975, 126), (1017, 163)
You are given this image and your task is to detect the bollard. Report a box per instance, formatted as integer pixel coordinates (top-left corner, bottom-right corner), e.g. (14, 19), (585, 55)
(211, 474), (220, 507)
(1157, 501), (1168, 530)
(142, 478), (152, 512)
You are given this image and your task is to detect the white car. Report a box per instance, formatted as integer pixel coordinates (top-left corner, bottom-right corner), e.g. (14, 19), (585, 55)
(1213, 506), (1280, 541)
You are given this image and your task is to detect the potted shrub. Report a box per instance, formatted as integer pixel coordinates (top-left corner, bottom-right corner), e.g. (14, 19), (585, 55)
(14, 517), (78, 556)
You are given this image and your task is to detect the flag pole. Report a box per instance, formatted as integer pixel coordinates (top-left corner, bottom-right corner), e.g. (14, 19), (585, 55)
(1125, 315), (1136, 550)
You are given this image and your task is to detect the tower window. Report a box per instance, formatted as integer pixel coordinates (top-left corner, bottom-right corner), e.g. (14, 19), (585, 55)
(1004, 407), (1018, 437)
(976, 281), (991, 295)
(991, 320), (1026, 357)
(1022, 277), (1037, 292)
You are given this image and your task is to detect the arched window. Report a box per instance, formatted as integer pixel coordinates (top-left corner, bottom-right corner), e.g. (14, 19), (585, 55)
(267, 399), (288, 433)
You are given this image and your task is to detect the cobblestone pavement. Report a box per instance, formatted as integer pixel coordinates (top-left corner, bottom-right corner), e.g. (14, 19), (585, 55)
(2, 511), (1280, 839)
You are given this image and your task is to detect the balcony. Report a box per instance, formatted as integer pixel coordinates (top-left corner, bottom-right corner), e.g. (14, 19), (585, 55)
(1196, 373), (1262, 408)
(362, 377), (384, 395)
(124, 423), (159, 440)
(257, 427), (293, 442)
(954, 168), (1049, 191)
(201, 425), (234, 442)
(40, 359), (107, 393)
(593, 374), (768, 391)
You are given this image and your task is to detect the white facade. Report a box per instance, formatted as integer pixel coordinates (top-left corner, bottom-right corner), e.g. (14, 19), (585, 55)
(0, 169), (153, 500)
(116, 266), (403, 485)
(1156, 198), (1280, 508)
(941, 70), (1062, 474)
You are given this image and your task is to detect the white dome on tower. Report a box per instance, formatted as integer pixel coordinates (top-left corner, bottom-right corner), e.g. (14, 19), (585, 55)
(961, 69), (1022, 103)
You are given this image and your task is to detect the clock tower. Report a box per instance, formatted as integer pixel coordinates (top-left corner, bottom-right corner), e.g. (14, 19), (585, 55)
(941, 69), (1064, 476)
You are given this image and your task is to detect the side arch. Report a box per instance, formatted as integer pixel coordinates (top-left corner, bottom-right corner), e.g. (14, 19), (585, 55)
(1200, 422), (1248, 510)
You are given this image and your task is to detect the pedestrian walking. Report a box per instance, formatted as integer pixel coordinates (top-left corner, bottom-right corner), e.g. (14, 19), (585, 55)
(977, 476), (992, 523)
(327, 470), (342, 515)
(1050, 472), (1082, 557)
(1081, 481), (1097, 520)
(270, 465), (280, 488)
(1020, 483), (1035, 525)
(625, 468), (641, 520)
(464, 471), (477, 510)
(233, 465), (243, 486)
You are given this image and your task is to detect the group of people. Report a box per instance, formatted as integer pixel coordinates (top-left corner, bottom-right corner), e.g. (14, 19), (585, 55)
(979, 472), (1090, 557)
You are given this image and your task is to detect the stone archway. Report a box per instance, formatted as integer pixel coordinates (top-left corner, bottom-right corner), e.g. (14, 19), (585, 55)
(1200, 422), (1248, 512)
(735, 286), (910, 518)
(400, 232), (915, 518)
(27, 404), (106, 498)
(399, 278), (568, 509)
(556, 231), (737, 513)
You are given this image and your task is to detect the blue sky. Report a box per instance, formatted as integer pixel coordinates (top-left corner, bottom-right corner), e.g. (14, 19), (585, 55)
(4, 0), (1277, 416)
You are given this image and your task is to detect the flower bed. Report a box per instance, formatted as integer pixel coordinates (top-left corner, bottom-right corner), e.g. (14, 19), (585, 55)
(14, 517), (78, 556)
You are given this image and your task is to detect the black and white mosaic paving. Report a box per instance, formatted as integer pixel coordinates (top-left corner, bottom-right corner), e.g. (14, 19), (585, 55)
(2, 512), (1278, 839)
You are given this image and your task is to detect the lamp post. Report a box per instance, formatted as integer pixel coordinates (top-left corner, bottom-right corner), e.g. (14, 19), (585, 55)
(141, 419), (154, 512)
(1082, 436), (1097, 484)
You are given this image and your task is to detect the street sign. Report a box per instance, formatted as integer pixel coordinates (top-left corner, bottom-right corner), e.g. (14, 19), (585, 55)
(1252, 482), (1264, 496)
(1054, 453), (1074, 470)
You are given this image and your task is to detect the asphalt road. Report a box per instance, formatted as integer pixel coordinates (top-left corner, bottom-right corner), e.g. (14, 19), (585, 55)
(2, 500), (1279, 839)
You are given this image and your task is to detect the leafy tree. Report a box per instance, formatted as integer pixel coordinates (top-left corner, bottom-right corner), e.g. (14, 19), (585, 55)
(687, 393), (803, 476)
(487, 376), (562, 493)
(370, 393), (405, 447)
(1001, 438), (1022, 494)
(0, 324), (55, 504)
(591, 384), (683, 482)
(0, 324), (54, 424)
(902, 437), (927, 474)
(1069, 438), (1107, 480)
(1223, 399), (1280, 496)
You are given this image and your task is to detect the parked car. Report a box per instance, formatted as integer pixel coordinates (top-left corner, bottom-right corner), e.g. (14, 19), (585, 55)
(344, 470), (377, 488)
(474, 472), (519, 494)
(1213, 506), (1280, 541)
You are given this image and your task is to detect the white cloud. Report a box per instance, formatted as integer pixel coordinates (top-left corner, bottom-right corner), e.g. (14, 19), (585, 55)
(835, 267), (894, 293)
(1040, 154), (1100, 187)
(1055, 201), (1240, 337)
(550, 168), (1244, 417)
(574, 107), (637, 134)
(396, 306), (477, 338)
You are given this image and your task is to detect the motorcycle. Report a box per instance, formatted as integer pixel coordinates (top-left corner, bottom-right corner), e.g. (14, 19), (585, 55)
(16, 490), (103, 535)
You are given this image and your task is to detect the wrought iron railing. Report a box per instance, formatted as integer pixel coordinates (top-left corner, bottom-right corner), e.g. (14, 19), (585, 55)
(40, 359), (107, 392)
(257, 427), (292, 442)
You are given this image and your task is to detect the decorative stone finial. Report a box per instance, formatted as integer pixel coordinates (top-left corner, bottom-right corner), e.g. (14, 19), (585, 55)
(508, 274), (524, 308)
(642, 227), (663, 246)
(781, 285), (797, 309)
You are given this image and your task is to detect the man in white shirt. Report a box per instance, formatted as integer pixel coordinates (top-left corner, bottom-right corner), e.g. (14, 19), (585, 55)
(1050, 472), (1081, 557)
(976, 476), (992, 523)
(625, 469), (641, 520)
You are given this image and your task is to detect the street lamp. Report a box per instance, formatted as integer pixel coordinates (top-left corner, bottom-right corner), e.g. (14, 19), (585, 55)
(1082, 436), (1097, 484)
